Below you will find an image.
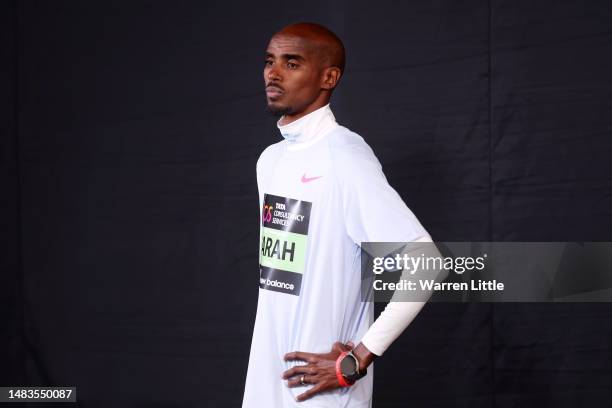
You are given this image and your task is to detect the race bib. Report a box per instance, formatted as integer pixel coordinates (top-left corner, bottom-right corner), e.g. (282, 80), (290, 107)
(259, 194), (312, 295)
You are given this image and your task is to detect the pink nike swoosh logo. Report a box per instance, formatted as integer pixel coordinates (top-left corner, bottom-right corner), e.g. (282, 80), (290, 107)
(301, 173), (323, 183)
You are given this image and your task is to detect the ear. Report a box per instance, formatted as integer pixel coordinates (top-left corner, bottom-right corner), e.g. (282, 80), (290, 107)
(321, 66), (342, 90)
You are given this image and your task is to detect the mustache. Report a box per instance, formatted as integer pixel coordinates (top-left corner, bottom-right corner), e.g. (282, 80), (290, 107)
(265, 83), (284, 92)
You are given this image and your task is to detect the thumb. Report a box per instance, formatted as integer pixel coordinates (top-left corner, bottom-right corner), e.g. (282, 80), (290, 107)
(347, 341), (355, 349)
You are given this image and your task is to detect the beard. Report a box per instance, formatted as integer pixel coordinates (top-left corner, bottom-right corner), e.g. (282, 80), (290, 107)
(266, 102), (293, 117)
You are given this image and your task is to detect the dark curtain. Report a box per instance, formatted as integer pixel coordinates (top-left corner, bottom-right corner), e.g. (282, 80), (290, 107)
(3, 1), (612, 407)
(1, 0), (25, 390)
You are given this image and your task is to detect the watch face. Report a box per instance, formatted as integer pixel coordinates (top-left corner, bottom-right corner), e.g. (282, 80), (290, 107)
(340, 354), (357, 376)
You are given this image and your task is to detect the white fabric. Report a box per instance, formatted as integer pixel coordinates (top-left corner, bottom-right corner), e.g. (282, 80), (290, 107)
(360, 236), (433, 356)
(242, 105), (430, 408)
(277, 104), (338, 150)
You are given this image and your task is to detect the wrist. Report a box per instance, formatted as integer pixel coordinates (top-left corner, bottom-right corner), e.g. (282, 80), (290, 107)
(335, 351), (352, 387)
(336, 347), (369, 386)
(352, 342), (376, 372)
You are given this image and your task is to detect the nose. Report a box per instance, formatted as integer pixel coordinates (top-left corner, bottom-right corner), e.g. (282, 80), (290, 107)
(266, 64), (281, 83)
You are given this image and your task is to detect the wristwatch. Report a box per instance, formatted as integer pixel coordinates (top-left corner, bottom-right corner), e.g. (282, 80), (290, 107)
(336, 350), (367, 386)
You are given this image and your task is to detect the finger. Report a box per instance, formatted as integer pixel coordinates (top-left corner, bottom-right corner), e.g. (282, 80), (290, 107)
(296, 383), (324, 402)
(347, 341), (355, 349)
(282, 365), (317, 379)
(286, 377), (301, 387)
(332, 341), (353, 353)
(284, 351), (318, 363)
(286, 374), (314, 387)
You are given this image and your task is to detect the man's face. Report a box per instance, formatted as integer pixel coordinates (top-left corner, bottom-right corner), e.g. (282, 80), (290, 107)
(264, 34), (324, 117)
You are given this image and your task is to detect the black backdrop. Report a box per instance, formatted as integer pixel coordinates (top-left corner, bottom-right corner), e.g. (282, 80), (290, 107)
(2, 1), (612, 407)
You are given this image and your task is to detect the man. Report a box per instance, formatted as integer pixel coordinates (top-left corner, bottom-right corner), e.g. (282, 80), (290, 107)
(243, 23), (432, 407)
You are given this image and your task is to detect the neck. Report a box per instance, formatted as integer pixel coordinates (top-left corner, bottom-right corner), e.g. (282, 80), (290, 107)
(277, 103), (338, 150)
(279, 95), (331, 125)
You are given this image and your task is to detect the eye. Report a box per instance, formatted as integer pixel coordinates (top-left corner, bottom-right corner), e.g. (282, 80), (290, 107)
(287, 62), (299, 69)
(264, 60), (273, 67)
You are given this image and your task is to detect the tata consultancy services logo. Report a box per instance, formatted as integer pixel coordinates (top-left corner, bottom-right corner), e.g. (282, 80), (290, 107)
(262, 204), (273, 223)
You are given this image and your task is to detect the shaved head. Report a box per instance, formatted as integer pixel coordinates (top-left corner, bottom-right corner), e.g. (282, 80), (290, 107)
(264, 22), (345, 124)
(273, 22), (345, 73)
